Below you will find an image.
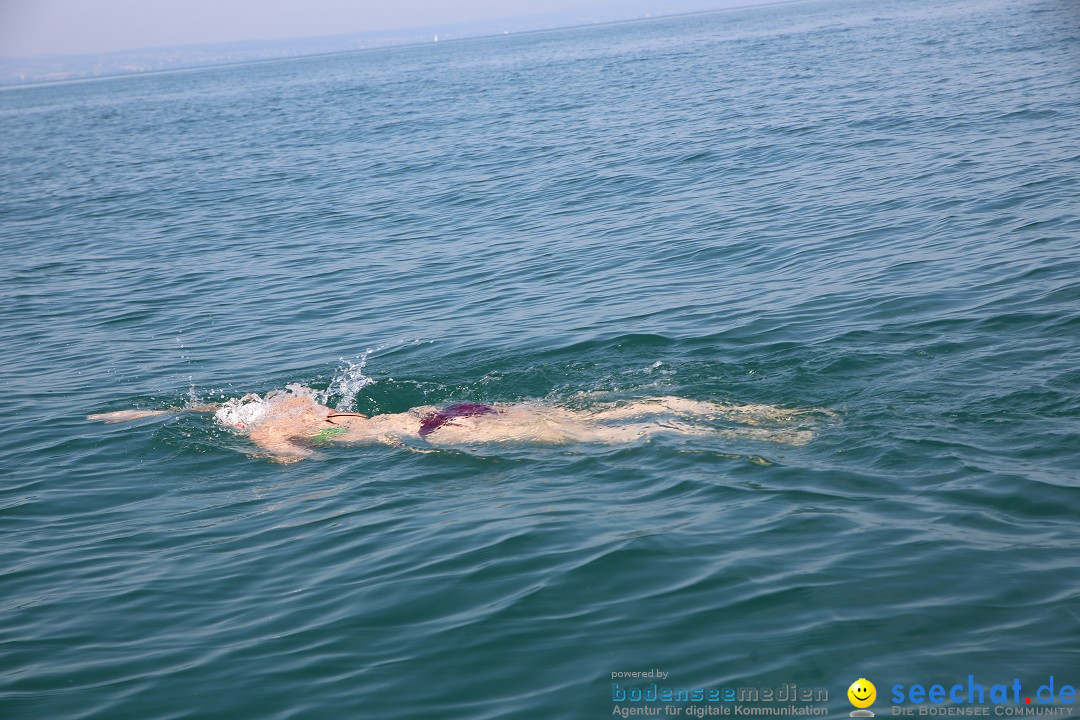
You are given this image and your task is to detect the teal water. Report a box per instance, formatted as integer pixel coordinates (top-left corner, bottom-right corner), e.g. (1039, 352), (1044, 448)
(2, 0), (1079, 717)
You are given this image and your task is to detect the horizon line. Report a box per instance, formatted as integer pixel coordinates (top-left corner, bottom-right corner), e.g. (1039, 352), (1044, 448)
(0, 0), (819, 92)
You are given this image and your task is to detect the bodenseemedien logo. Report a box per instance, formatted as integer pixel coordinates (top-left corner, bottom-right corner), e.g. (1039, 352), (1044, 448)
(849, 678), (877, 717)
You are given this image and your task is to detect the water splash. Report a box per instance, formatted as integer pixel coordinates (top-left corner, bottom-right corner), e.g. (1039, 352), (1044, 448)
(203, 339), (442, 427)
(318, 339), (432, 410)
(214, 393), (271, 429)
(319, 351), (377, 411)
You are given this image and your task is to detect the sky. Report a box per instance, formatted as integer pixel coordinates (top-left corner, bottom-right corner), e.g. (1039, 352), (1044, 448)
(0, 0), (753, 58)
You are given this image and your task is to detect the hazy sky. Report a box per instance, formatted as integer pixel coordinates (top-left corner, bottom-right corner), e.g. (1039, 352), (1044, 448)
(0, 0), (746, 58)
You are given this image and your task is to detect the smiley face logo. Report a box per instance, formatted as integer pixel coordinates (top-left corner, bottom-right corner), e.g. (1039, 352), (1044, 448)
(848, 679), (876, 709)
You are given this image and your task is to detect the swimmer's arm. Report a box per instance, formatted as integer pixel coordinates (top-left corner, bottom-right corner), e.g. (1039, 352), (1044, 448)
(249, 425), (316, 463)
(87, 405), (220, 423)
(87, 409), (175, 423)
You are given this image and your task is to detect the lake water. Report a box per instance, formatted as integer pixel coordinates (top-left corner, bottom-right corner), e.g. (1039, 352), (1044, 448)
(1, 0), (1078, 717)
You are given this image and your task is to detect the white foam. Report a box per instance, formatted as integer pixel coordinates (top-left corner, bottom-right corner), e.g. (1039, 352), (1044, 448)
(214, 393), (270, 429)
(320, 353), (376, 411)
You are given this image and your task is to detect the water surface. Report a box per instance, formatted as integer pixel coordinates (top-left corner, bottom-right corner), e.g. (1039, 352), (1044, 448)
(1, 0), (1078, 717)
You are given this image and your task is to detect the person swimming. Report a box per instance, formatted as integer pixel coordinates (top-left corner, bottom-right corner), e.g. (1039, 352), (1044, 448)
(88, 387), (829, 462)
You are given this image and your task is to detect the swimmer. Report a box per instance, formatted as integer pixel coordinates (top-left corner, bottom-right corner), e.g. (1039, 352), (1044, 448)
(89, 388), (829, 462)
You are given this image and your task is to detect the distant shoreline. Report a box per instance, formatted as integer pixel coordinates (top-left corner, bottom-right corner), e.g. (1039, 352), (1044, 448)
(0, 0), (819, 92)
